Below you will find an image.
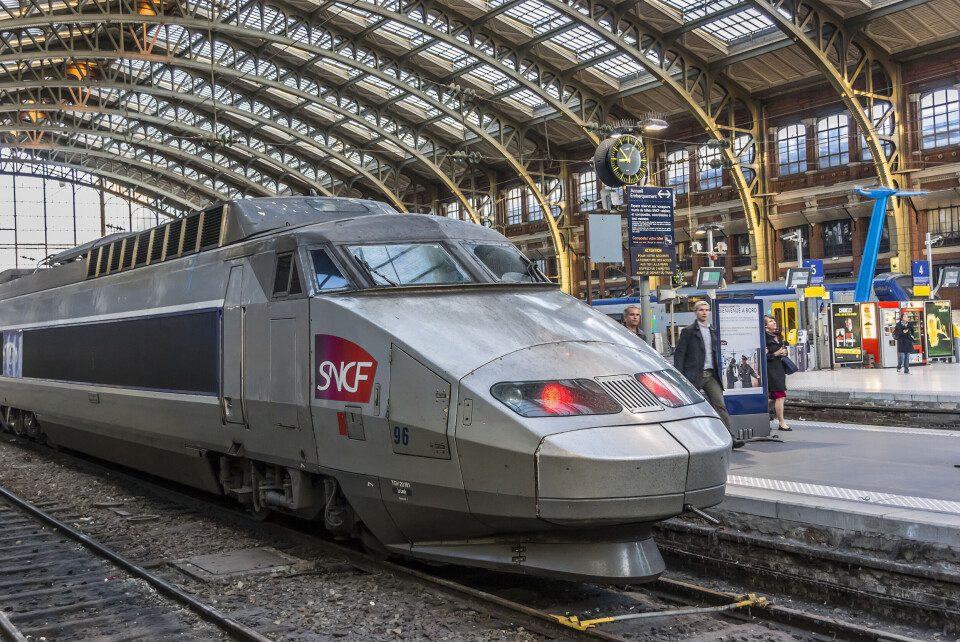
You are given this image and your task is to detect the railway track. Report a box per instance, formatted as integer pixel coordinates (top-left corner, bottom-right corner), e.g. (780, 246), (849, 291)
(785, 399), (960, 429)
(0, 486), (271, 642)
(0, 436), (937, 641)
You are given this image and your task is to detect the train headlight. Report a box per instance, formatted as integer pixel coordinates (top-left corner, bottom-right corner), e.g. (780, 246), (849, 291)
(491, 380), (621, 417)
(636, 370), (704, 407)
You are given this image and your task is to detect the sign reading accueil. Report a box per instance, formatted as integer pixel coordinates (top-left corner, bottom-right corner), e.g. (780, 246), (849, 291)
(913, 260), (931, 297)
(626, 186), (675, 277)
(830, 303), (863, 364)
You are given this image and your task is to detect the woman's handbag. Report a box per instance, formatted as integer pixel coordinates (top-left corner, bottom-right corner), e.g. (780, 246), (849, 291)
(782, 355), (799, 375)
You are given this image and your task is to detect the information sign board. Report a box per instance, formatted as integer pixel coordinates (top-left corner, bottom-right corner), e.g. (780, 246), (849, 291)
(715, 300), (769, 437)
(626, 186), (675, 276)
(802, 259), (826, 298)
(925, 301), (953, 358)
(913, 260), (930, 297)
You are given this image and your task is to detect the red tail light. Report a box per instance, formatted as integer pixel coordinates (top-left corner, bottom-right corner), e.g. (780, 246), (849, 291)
(636, 370), (703, 407)
(491, 380), (620, 417)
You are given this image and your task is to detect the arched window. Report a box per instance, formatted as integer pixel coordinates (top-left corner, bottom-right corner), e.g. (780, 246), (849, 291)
(504, 187), (522, 225)
(817, 114), (849, 168)
(697, 144), (721, 190)
(665, 149), (689, 194)
(777, 124), (806, 175)
(577, 169), (598, 211)
(920, 89), (960, 149)
(861, 103), (894, 161)
(735, 135), (755, 184)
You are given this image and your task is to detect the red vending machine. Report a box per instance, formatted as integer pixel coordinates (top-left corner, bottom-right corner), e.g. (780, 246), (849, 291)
(878, 301), (901, 367)
(859, 302), (880, 366)
(900, 303), (927, 366)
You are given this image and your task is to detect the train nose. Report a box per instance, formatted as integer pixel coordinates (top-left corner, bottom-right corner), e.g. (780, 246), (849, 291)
(536, 417), (729, 525)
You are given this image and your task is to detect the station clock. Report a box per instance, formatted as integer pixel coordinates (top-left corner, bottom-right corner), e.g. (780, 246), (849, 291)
(594, 134), (648, 188)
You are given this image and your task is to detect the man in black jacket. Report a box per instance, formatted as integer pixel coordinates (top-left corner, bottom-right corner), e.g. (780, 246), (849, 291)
(674, 300), (744, 449)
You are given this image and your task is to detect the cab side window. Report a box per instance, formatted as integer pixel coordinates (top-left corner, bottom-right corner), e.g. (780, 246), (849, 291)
(273, 252), (303, 297)
(310, 249), (350, 292)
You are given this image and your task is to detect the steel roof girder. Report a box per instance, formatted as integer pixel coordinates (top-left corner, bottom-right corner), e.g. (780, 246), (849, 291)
(747, 0), (908, 274)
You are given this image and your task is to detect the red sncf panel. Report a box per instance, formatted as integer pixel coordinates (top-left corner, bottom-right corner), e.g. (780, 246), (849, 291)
(314, 334), (377, 403)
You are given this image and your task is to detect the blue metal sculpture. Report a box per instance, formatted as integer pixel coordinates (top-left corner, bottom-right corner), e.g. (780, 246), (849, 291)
(853, 187), (926, 303)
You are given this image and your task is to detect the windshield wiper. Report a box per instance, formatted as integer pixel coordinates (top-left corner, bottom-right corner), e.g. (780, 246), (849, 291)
(354, 255), (399, 287)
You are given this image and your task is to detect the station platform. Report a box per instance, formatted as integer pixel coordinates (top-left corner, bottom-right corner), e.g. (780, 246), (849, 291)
(787, 362), (960, 408)
(720, 420), (960, 550)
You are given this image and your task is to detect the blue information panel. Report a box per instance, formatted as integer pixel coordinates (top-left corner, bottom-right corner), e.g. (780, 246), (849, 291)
(714, 300), (768, 418)
(626, 186), (675, 276)
(912, 260), (930, 287)
(802, 259), (824, 286)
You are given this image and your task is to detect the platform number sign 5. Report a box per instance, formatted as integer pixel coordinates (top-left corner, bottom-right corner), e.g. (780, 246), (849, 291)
(393, 425), (410, 446)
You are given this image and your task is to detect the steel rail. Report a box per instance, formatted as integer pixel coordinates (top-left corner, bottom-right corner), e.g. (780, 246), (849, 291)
(0, 484), (275, 642)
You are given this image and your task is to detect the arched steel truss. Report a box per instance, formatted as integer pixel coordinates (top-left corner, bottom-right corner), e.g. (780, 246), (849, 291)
(748, 0), (910, 270)
(0, 0), (928, 287)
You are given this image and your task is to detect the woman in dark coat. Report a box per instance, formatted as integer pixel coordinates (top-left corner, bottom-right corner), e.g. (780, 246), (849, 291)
(893, 312), (915, 374)
(764, 314), (790, 431)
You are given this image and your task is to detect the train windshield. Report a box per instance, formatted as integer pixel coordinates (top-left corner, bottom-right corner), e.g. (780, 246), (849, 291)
(348, 244), (471, 286)
(465, 243), (547, 283)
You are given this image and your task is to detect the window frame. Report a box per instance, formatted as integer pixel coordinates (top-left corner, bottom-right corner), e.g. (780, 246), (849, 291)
(309, 246), (353, 294)
(272, 250), (306, 298)
(821, 219), (853, 257)
(777, 124), (807, 176)
(577, 168), (598, 211)
(817, 114), (849, 169)
(697, 144), (722, 191)
(920, 88), (960, 150)
(665, 149), (689, 195)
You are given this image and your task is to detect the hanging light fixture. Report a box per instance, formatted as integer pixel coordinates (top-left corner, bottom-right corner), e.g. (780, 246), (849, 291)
(641, 112), (669, 132)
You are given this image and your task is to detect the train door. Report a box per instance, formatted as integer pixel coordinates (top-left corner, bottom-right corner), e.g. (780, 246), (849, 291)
(222, 264), (246, 425)
(770, 302), (784, 334)
(783, 301), (798, 344)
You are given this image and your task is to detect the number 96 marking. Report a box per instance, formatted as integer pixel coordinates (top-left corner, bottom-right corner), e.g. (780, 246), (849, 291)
(393, 425), (409, 446)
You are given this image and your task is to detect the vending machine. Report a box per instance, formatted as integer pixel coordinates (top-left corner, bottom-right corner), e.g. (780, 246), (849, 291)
(878, 302), (901, 367)
(900, 303), (926, 365)
(859, 302), (880, 366)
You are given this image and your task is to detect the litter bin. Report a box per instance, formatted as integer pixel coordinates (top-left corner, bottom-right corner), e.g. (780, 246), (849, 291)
(866, 353), (876, 368)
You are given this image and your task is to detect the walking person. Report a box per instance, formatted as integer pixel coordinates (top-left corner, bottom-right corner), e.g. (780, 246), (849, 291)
(622, 305), (648, 343)
(764, 314), (791, 431)
(893, 312), (915, 374)
(674, 301), (745, 449)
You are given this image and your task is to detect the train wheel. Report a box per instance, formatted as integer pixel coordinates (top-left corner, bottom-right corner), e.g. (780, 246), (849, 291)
(24, 413), (41, 440)
(9, 409), (25, 437)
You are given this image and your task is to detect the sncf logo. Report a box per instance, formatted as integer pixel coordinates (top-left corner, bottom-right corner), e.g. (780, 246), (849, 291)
(314, 335), (377, 402)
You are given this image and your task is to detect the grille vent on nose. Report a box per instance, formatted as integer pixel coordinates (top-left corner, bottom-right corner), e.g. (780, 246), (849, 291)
(595, 375), (662, 413)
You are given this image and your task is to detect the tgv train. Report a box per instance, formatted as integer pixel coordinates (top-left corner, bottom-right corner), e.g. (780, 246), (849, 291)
(0, 197), (730, 584)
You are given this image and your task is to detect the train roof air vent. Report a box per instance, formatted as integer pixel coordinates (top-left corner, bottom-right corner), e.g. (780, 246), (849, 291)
(594, 375), (662, 413)
(134, 232), (150, 267)
(165, 219), (183, 259)
(86, 248), (100, 278)
(108, 242), (122, 273)
(181, 214), (201, 256)
(149, 228), (164, 264)
(199, 206), (223, 250)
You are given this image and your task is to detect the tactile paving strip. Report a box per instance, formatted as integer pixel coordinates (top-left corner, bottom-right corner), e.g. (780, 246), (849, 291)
(793, 420), (960, 437)
(728, 475), (960, 517)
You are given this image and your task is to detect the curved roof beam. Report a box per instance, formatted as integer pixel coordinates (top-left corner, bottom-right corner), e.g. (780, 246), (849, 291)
(2, 140), (228, 204)
(0, 122), (291, 199)
(538, 0), (770, 278)
(0, 157), (186, 218)
(0, 59), (409, 210)
(1, 149), (207, 211)
(746, 0), (908, 274)
(286, 0), (603, 144)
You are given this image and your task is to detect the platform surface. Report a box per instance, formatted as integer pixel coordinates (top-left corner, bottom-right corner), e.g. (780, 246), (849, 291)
(787, 362), (960, 404)
(721, 420), (960, 547)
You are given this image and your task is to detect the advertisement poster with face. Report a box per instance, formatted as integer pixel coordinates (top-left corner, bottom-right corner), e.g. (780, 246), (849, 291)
(925, 301), (953, 358)
(717, 302), (764, 395)
(831, 303), (863, 364)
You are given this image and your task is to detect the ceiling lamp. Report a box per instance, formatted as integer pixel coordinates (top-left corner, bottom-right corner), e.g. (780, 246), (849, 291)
(641, 112), (668, 132)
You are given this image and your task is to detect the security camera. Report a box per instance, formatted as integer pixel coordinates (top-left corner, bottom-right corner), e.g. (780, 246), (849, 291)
(929, 235), (944, 246)
(780, 231), (800, 242)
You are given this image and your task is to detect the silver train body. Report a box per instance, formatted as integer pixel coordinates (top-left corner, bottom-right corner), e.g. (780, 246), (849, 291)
(0, 197), (730, 583)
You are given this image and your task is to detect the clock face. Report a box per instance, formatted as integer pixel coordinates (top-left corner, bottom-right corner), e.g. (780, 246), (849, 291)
(609, 135), (647, 185)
